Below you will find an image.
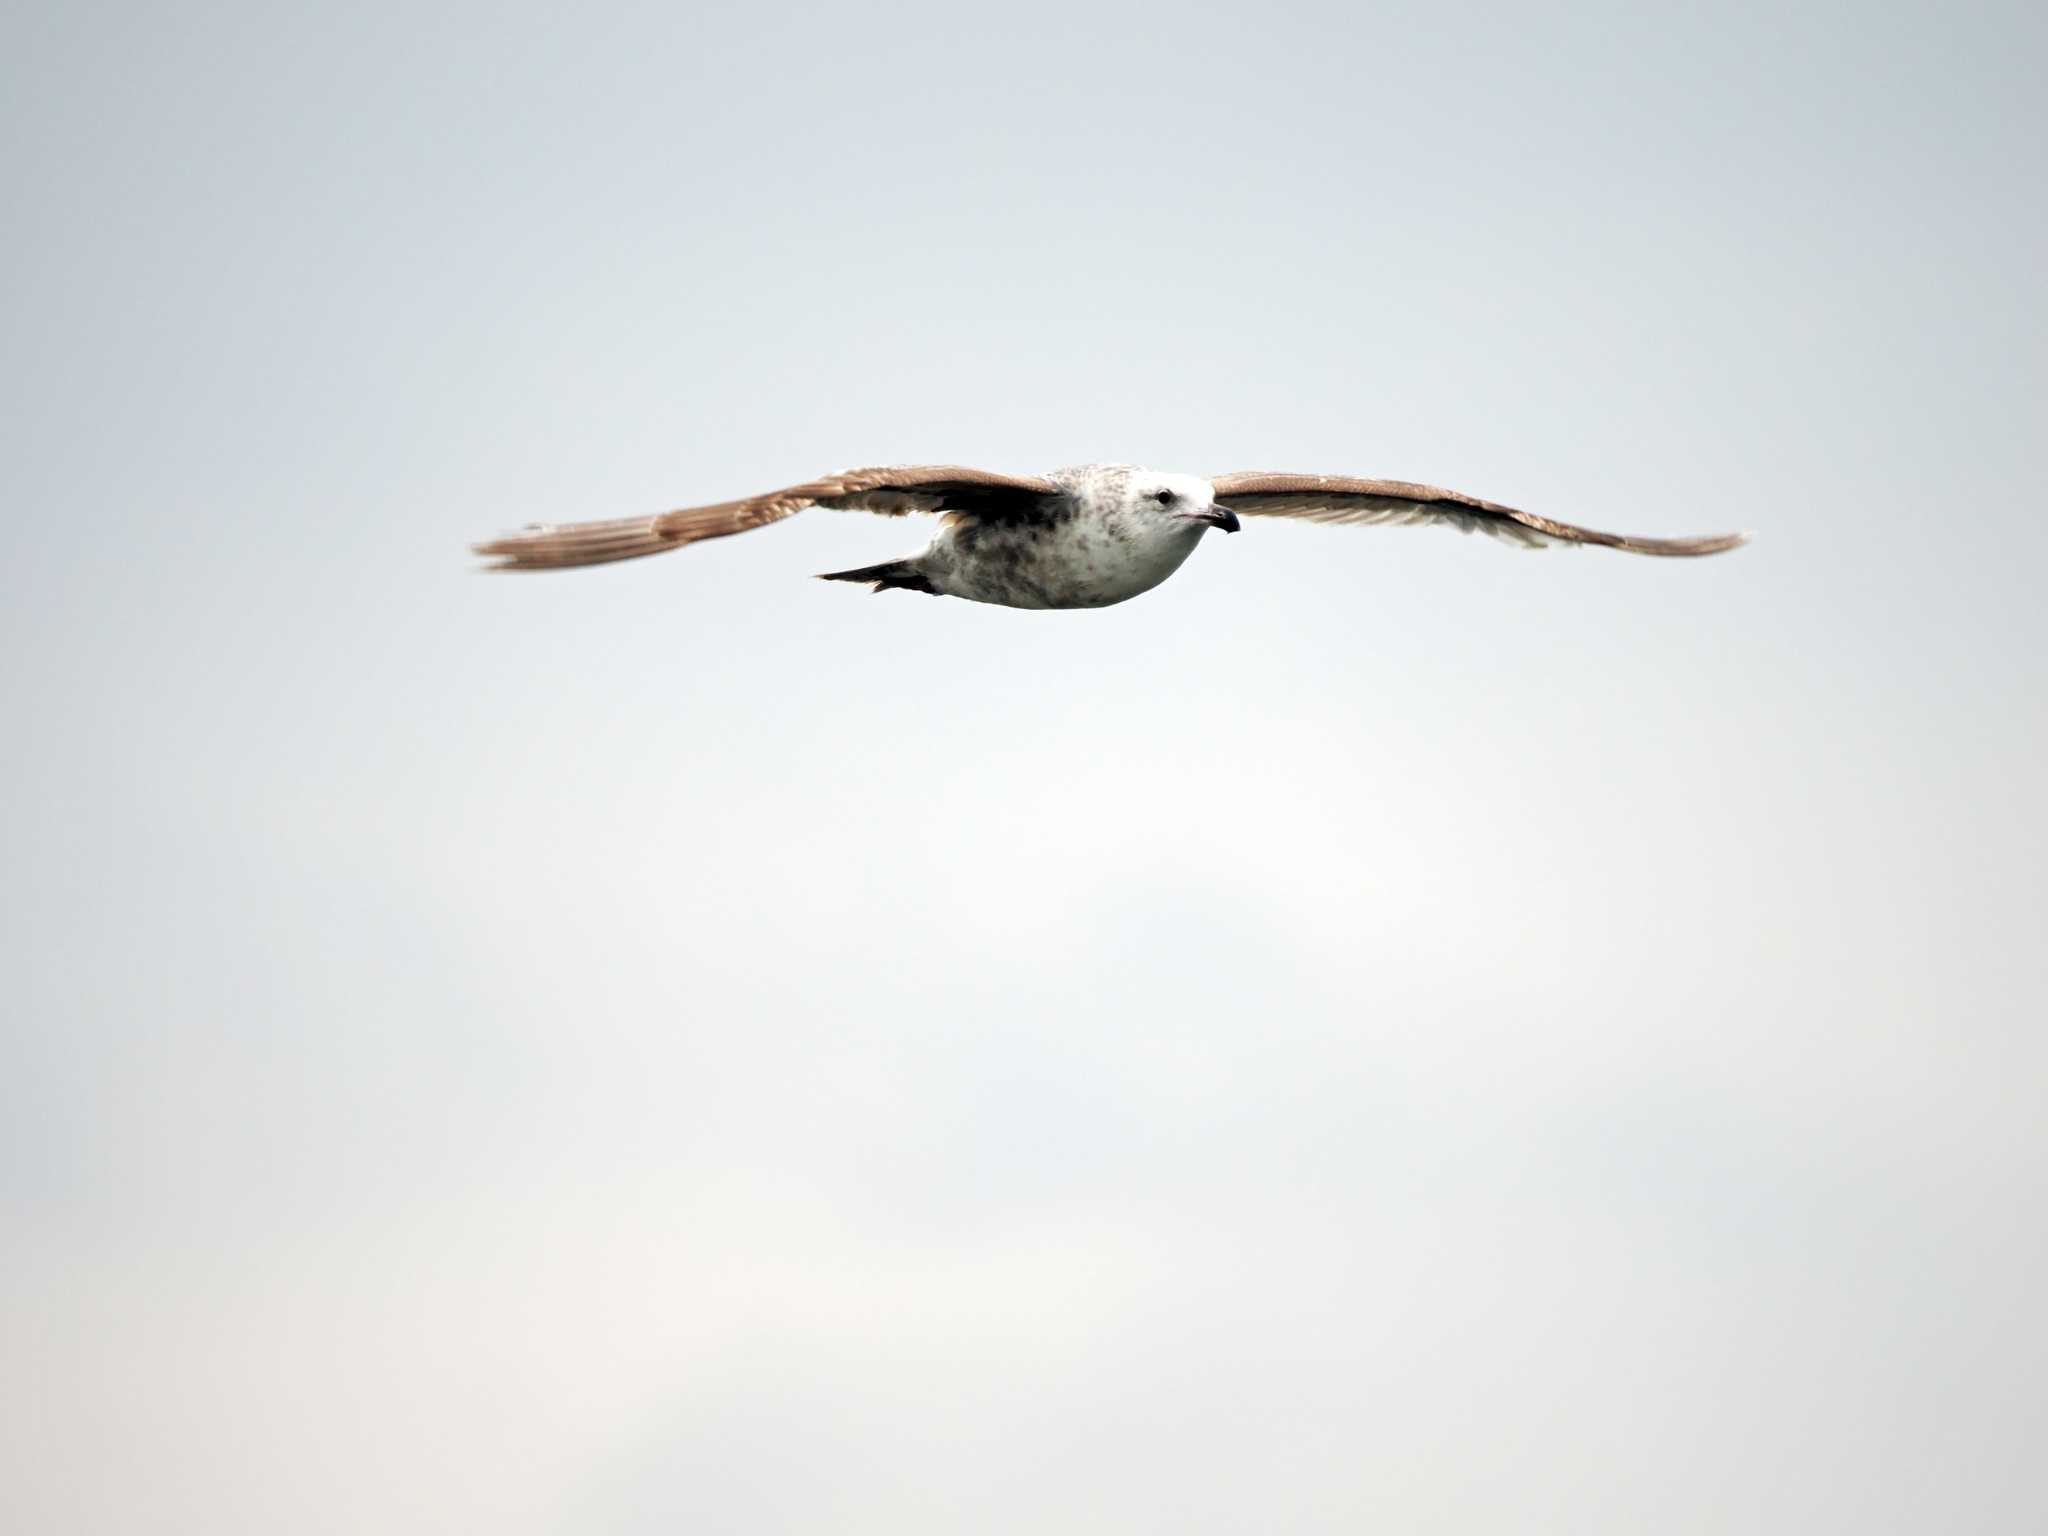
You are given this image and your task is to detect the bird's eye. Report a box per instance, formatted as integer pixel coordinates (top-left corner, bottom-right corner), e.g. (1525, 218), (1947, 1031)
(1153, 489), (1177, 506)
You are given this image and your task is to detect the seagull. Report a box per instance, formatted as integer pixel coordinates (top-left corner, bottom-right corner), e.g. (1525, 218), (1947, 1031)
(472, 464), (1747, 610)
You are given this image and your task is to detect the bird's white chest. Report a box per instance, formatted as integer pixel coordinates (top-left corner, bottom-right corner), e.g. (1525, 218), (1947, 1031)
(927, 513), (1204, 610)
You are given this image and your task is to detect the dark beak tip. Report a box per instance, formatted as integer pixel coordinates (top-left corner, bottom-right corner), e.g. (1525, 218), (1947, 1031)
(1217, 507), (1241, 533)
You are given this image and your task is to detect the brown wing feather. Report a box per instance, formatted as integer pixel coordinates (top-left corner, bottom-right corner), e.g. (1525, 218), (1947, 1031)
(473, 465), (1060, 571)
(1209, 472), (1749, 558)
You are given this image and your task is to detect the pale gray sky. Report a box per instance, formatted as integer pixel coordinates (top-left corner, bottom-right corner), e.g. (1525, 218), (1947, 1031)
(4, 1), (2044, 1531)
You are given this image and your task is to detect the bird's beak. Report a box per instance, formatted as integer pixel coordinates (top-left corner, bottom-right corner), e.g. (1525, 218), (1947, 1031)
(1198, 505), (1241, 534)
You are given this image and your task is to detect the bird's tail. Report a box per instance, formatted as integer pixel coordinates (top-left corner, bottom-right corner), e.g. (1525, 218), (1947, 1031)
(472, 515), (675, 571)
(816, 559), (937, 595)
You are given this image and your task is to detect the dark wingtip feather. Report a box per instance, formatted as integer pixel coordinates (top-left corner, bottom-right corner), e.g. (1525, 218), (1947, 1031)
(467, 516), (674, 570)
(1624, 529), (1753, 557)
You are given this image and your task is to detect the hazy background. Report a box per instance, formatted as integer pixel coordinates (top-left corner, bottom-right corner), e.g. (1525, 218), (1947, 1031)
(5, 1), (2044, 1530)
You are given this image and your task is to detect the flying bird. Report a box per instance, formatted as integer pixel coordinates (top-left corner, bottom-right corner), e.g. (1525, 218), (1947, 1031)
(472, 464), (1747, 610)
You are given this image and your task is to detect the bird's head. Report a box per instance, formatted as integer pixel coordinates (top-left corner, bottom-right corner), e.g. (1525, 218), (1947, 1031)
(1126, 470), (1240, 535)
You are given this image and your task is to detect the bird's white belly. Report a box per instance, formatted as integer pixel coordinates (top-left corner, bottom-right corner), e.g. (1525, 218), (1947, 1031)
(928, 517), (1206, 610)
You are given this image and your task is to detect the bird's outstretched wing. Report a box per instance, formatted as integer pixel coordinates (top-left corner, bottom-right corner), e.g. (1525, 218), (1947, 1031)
(473, 465), (1061, 571)
(1208, 472), (1748, 557)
